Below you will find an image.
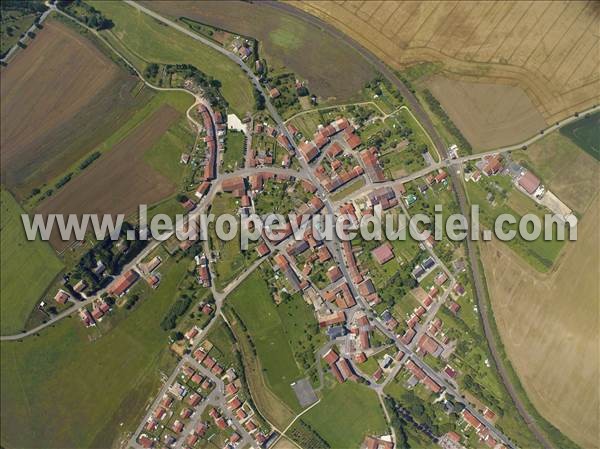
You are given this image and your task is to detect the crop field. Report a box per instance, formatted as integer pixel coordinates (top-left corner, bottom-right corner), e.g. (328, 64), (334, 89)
(0, 256), (189, 449)
(425, 76), (547, 150)
(88, 0), (254, 116)
(293, 1), (600, 148)
(138, 0), (376, 101)
(480, 195), (599, 449)
(0, 189), (64, 335)
(36, 104), (181, 250)
(0, 18), (151, 201)
(299, 382), (387, 448)
(512, 131), (599, 215)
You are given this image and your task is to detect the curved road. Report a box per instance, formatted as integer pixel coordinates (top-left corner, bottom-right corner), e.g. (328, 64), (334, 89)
(10, 4), (597, 447)
(260, 3), (570, 449)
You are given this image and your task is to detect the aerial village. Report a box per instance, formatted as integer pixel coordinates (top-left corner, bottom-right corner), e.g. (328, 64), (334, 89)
(40, 56), (568, 449)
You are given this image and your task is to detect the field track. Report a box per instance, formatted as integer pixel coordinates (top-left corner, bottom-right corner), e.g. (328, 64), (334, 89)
(36, 105), (180, 251)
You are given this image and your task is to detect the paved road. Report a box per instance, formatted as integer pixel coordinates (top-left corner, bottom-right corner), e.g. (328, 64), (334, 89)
(0, 6), (53, 65)
(262, 4), (598, 449)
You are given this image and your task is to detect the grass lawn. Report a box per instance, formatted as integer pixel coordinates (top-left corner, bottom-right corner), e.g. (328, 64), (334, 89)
(89, 1), (254, 116)
(228, 271), (304, 412)
(0, 255), (191, 448)
(0, 189), (64, 335)
(208, 193), (257, 290)
(330, 177), (366, 202)
(144, 117), (196, 185)
(299, 382), (387, 448)
(222, 130), (245, 172)
(465, 176), (565, 271)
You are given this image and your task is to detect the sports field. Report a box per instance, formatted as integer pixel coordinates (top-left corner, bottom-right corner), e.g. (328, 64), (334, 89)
(138, 0), (376, 101)
(0, 256), (190, 449)
(481, 195), (599, 449)
(292, 1), (600, 147)
(88, 0), (254, 116)
(36, 103), (181, 250)
(0, 17), (150, 200)
(0, 189), (64, 335)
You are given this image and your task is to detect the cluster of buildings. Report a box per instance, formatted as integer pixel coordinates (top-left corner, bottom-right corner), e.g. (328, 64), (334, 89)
(198, 104), (224, 181)
(297, 117), (359, 163)
(248, 122), (293, 168)
(77, 298), (111, 327)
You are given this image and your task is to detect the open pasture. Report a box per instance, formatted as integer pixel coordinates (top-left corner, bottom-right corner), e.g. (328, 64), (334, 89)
(293, 1), (600, 148)
(0, 256), (189, 449)
(0, 18), (149, 200)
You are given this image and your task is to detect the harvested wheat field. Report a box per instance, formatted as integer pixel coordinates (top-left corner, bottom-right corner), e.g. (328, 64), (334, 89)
(290, 1), (600, 147)
(0, 17), (150, 200)
(425, 76), (547, 150)
(36, 105), (180, 251)
(480, 195), (599, 449)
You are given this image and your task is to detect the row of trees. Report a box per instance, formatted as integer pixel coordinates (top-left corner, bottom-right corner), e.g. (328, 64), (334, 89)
(57, 0), (113, 31)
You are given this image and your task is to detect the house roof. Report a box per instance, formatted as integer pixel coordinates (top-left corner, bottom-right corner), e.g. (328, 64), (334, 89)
(518, 170), (541, 194)
(371, 243), (394, 264)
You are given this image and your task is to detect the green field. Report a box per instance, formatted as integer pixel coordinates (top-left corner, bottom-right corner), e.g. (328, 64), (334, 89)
(88, 0), (254, 115)
(222, 130), (245, 172)
(299, 382), (387, 448)
(0, 255), (190, 448)
(465, 175), (565, 271)
(208, 193), (258, 290)
(136, 0), (375, 101)
(144, 117), (196, 184)
(229, 271), (305, 412)
(0, 189), (64, 335)
(559, 111), (600, 160)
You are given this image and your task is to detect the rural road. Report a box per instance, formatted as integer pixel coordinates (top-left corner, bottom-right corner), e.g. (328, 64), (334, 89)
(261, 3), (563, 449)
(8, 3), (598, 448)
(0, 6), (53, 65)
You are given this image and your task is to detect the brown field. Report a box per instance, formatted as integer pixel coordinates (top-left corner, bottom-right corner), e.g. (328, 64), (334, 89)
(0, 17), (150, 200)
(139, 1), (376, 101)
(290, 1), (600, 148)
(36, 105), (180, 250)
(425, 76), (547, 150)
(480, 195), (599, 449)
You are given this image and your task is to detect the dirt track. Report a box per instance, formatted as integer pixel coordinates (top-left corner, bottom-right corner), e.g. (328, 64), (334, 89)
(36, 105), (180, 250)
